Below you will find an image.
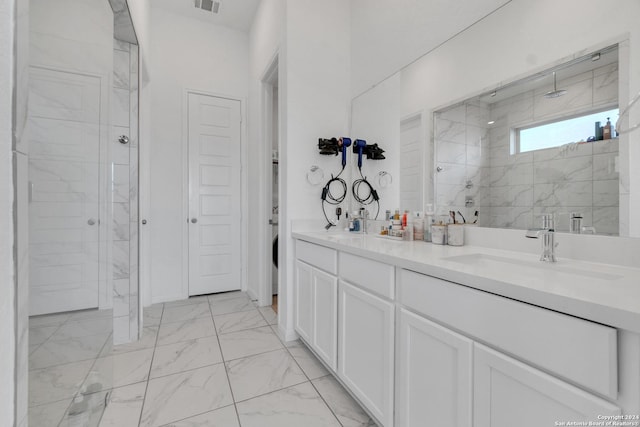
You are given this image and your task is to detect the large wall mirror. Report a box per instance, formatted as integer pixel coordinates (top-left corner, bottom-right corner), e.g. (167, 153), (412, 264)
(434, 45), (620, 235)
(350, 1), (640, 239)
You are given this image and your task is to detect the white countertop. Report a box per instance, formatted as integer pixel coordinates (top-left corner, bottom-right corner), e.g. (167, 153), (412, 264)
(292, 231), (640, 334)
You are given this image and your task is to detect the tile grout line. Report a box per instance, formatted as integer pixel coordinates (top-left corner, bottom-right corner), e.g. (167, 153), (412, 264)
(207, 296), (243, 427)
(137, 302), (164, 427)
(308, 378), (346, 427)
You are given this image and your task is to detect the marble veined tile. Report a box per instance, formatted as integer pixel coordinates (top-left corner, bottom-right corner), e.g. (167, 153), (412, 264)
(533, 156), (592, 184)
(436, 141), (466, 164)
(214, 309), (267, 335)
(593, 206), (619, 236)
(140, 364), (233, 427)
(112, 239), (130, 280)
(236, 382), (341, 427)
(534, 181), (593, 207)
(97, 382), (146, 427)
(29, 360), (94, 406)
(593, 180), (619, 207)
(112, 201), (130, 241)
(160, 404), (239, 427)
(68, 308), (113, 321)
(50, 317), (112, 340)
(85, 348), (153, 389)
(29, 312), (71, 327)
(143, 304), (163, 326)
(285, 341), (329, 380)
(29, 333), (109, 369)
(113, 163), (130, 204)
(209, 294), (255, 316)
(226, 348), (307, 402)
(218, 326), (283, 361)
(312, 375), (376, 427)
(151, 336), (222, 379)
(435, 118), (466, 145)
(28, 399), (71, 427)
(113, 49), (130, 90)
(113, 87), (130, 127)
(164, 295), (209, 308)
(102, 326), (159, 356)
(208, 291), (248, 303)
(29, 325), (58, 345)
(157, 316), (216, 346)
(593, 153), (619, 180)
(258, 306), (278, 325)
(162, 302), (212, 324)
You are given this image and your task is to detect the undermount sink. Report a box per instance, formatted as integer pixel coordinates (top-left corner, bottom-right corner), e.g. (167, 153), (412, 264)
(442, 253), (623, 281)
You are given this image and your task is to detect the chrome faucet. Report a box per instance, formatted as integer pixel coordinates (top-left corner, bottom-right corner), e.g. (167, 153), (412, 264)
(526, 213), (557, 262)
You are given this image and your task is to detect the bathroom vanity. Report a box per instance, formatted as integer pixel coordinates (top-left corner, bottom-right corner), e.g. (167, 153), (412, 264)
(292, 231), (640, 427)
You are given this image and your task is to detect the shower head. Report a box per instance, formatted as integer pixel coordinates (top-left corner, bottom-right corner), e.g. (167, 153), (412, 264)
(544, 72), (567, 99)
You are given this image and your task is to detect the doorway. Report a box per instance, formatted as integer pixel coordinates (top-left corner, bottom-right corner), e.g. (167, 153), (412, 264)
(260, 56), (280, 311)
(187, 92), (242, 296)
(28, 67), (103, 315)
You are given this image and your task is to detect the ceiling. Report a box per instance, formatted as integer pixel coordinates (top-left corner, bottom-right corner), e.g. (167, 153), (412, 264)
(153, 0), (261, 32)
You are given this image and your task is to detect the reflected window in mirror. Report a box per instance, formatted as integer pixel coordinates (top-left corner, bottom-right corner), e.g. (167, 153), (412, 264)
(434, 44), (620, 236)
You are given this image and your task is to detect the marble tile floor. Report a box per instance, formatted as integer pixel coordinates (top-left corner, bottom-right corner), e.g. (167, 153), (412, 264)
(28, 291), (376, 427)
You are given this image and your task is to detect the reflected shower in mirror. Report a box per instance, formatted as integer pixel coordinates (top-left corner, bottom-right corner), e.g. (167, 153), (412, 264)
(434, 45), (620, 235)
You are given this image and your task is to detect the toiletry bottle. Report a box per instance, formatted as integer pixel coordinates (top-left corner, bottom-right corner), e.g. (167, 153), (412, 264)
(603, 118), (612, 140)
(413, 212), (424, 241)
(402, 210), (409, 229)
(424, 204), (435, 242)
(394, 209), (400, 221)
(595, 121), (601, 140)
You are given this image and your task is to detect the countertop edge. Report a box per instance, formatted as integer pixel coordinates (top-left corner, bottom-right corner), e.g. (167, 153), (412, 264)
(292, 232), (640, 334)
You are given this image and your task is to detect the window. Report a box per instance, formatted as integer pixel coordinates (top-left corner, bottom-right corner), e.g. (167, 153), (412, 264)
(515, 107), (619, 154)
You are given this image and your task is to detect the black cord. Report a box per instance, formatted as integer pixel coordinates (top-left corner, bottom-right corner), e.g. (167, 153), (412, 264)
(321, 165), (348, 227)
(351, 167), (380, 220)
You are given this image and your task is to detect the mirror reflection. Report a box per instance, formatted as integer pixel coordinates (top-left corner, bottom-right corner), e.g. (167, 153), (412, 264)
(434, 45), (620, 235)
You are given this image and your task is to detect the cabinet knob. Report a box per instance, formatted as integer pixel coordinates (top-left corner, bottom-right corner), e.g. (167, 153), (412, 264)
(191, 218), (198, 224)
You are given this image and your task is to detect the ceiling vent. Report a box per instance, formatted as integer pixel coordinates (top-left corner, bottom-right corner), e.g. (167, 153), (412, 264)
(194, 0), (220, 13)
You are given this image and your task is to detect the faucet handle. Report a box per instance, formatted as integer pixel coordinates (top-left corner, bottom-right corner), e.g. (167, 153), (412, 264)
(537, 213), (555, 230)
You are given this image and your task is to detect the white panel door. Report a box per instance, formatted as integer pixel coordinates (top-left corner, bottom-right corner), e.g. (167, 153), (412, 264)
(188, 93), (241, 296)
(473, 343), (621, 427)
(397, 308), (472, 427)
(338, 280), (394, 427)
(28, 67), (101, 315)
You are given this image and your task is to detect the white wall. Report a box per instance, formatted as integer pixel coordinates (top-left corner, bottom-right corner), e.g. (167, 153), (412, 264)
(350, 73), (401, 216)
(350, 0), (510, 98)
(148, 6), (249, 302)
(0, 0), (17, 424)
(246, 0), (284, 303)
(279, 0), (351, 339)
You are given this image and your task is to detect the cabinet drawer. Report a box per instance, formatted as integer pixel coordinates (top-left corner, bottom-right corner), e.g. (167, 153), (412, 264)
(339, 252), (394, 299)
(400, 269), (618, 399)
(296, 240), (337, 274)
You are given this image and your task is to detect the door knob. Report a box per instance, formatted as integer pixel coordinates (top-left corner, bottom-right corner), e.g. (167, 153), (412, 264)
(191, 218), (198, 224)
(87, 218), (96, 226)
(141, 219), (147, 225)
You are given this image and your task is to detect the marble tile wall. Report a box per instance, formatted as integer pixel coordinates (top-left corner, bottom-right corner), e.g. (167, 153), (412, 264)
(485, 62), (619, 234)
(434, 101), (491, 224)
(436, 62), (620, 234)
(112, 39), (139, 344)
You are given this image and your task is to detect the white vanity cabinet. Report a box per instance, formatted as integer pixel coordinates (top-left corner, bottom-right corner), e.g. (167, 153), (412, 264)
(338, 280), (394, 427)
(473, 343), (621, 427)
(396, 308), (473, 427)
(294, 241), (338, 370)
(399, 268), (622, 426)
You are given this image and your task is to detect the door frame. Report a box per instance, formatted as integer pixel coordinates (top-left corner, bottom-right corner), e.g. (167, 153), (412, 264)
(27, 65), (111, 313)
(257, 53), (280, 307)
(181, 89), (247, 299)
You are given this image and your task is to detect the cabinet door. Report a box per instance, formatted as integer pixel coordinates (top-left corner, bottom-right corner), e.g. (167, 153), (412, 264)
(338, 281), (394, 427)
(294, 260), (313, 342)
(397, 309), (472, 427)
(474, 343), (621, 427)
(312, 268), (338, 370)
